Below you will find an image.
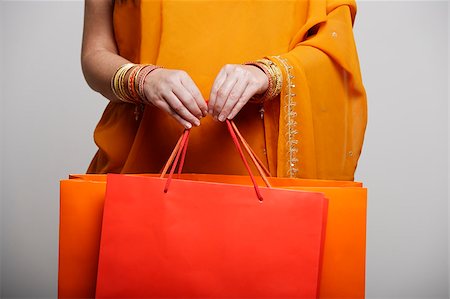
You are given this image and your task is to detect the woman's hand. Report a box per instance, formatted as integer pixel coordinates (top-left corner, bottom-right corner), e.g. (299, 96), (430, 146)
(208, 64), (269, 121)
(143, 69), (208, 129)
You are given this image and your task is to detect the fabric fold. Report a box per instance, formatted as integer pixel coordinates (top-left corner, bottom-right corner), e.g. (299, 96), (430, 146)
(266, 0), (367, 180)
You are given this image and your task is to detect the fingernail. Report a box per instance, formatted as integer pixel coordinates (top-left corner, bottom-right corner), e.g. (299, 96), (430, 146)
(203, 110), (208, 116)
(218, 115), (225, 122)
(186, 123), (192, 129)
(195, 119), (201, 126)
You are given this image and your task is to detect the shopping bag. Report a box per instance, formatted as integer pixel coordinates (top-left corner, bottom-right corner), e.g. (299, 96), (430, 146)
(58, 176), (105, 298)
(95, 179), (328, 298)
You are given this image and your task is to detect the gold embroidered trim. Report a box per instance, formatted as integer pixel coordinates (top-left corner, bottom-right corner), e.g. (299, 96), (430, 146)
(271, 56), (298, 177)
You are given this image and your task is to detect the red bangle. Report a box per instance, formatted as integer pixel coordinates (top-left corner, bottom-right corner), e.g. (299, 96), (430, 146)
(127, 65), (141, 103)
(138, 65), (161, 104)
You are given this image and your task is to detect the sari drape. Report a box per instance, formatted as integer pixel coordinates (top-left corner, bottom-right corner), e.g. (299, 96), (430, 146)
(87, 0), (367, 181)
(266, 0), (367, 180)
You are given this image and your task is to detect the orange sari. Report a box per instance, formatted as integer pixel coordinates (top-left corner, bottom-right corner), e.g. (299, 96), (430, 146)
(88, 0), (367, 181)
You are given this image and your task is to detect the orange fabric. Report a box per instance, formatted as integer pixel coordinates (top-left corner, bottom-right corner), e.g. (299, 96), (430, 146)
(88, 0), (367, 180)
(270, 0), (367, 180)
(58, 174), (366, 298)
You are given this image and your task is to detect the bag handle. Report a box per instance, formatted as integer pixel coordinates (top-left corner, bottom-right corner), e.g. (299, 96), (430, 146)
(160, 121), (272, 187)
(163, 120), (266, 201)
(160, 132), (184, 177)
(229, 121), (272, 187)
(177, 129), (190, 176)
(163, 129), (190, 195)
(225, 119), (264, 200)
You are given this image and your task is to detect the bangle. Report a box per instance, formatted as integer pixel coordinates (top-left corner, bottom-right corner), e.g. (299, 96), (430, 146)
(137, 65), (162, 104)
(244, 58), (283, 103)
(118, 66), (134, 103)
(132, 65), (146, 100)
(258, 58), (283, 99)
(127, 65), (141, 103)
(245, 62), (273, 103)
(111, 63), (162, 104)
(111, 63), (135, 103)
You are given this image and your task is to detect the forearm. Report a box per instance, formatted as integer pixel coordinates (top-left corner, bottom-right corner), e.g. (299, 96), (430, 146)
(81, 49), (130, 103)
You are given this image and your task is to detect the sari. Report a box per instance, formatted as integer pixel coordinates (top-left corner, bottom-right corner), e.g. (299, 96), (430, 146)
(87, 0), (367, 181)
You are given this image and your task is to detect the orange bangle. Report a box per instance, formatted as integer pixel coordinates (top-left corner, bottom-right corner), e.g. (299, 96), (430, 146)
(127, 65), (142, 103)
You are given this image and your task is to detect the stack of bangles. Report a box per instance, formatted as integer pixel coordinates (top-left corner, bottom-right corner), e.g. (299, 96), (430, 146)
(111, 63), (161, 104)
(245, 58), (283, 103)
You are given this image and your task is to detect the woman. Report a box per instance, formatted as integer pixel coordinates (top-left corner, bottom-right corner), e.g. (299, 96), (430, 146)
(82, 0), (367, 180)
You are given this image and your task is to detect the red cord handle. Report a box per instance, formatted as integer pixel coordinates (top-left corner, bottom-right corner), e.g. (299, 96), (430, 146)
(163, 120), (269, 201)
(225, 120), (264, 201)
(163, 130), (190, 193)
(230, 121), (272, 187)
(178, 130), (190, 176)
(160, 133), (184, 178)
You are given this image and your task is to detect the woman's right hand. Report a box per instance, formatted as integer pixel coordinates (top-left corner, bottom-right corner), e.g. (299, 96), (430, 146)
(143, 69), (208, 129)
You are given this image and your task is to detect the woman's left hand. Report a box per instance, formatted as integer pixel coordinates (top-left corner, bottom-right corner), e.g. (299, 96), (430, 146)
(208, 64), (268, 121)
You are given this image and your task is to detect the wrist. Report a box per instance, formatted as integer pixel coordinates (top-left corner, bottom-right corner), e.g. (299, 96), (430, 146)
(244, 58), (282, 103)
(111, 63), (162, 104)
(246, 64), (269, 94)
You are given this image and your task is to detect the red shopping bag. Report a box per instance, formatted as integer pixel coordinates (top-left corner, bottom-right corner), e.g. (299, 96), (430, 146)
(95, 121), (329, 298)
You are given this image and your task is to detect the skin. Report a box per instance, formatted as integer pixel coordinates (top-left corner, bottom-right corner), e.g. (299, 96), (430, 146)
(81, 0), (268, 129)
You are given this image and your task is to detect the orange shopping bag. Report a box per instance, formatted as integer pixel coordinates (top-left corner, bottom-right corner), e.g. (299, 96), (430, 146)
(58, 175), (105, 298)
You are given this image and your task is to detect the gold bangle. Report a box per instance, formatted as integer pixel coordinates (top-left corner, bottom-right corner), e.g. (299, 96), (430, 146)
(258, 58), (283, 99)
(111, 63), (135, 103)
(118, 65), (135, 103)
(244, 61), (273, 103)
(112, 64), (132, 98)
(257, 59), (277, 99)
(113, 64), (132, 102)
(245, 58), (283, 103)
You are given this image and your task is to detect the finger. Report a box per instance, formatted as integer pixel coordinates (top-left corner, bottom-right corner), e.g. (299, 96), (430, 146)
(208, 69), (227, 115)
(217, 78), (249, 121)
(180, 75), (208, 116)
(164, 91), (201, 127)
(227, 84), (260, 120)
(171, 83), (203, 120)
(153, 98), (193, 129)
(213, 74), (239, 119)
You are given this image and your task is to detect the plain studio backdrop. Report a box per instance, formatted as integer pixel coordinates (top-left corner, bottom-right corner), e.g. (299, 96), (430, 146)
(0, 0), (448, 298)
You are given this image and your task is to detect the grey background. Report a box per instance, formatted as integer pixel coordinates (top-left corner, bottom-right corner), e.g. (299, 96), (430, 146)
(0, 1), (448, 298)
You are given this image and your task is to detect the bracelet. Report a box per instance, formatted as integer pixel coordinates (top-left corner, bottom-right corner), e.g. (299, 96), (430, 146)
(258, 58), (283, 99)
(244, 58), (283, 103)
(127, 65), (141, 103)
(137, 65), (162, 104)
(111, 63), (161, 104)
(244, 62), (273, 103)
(111, 63), (135, 103)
